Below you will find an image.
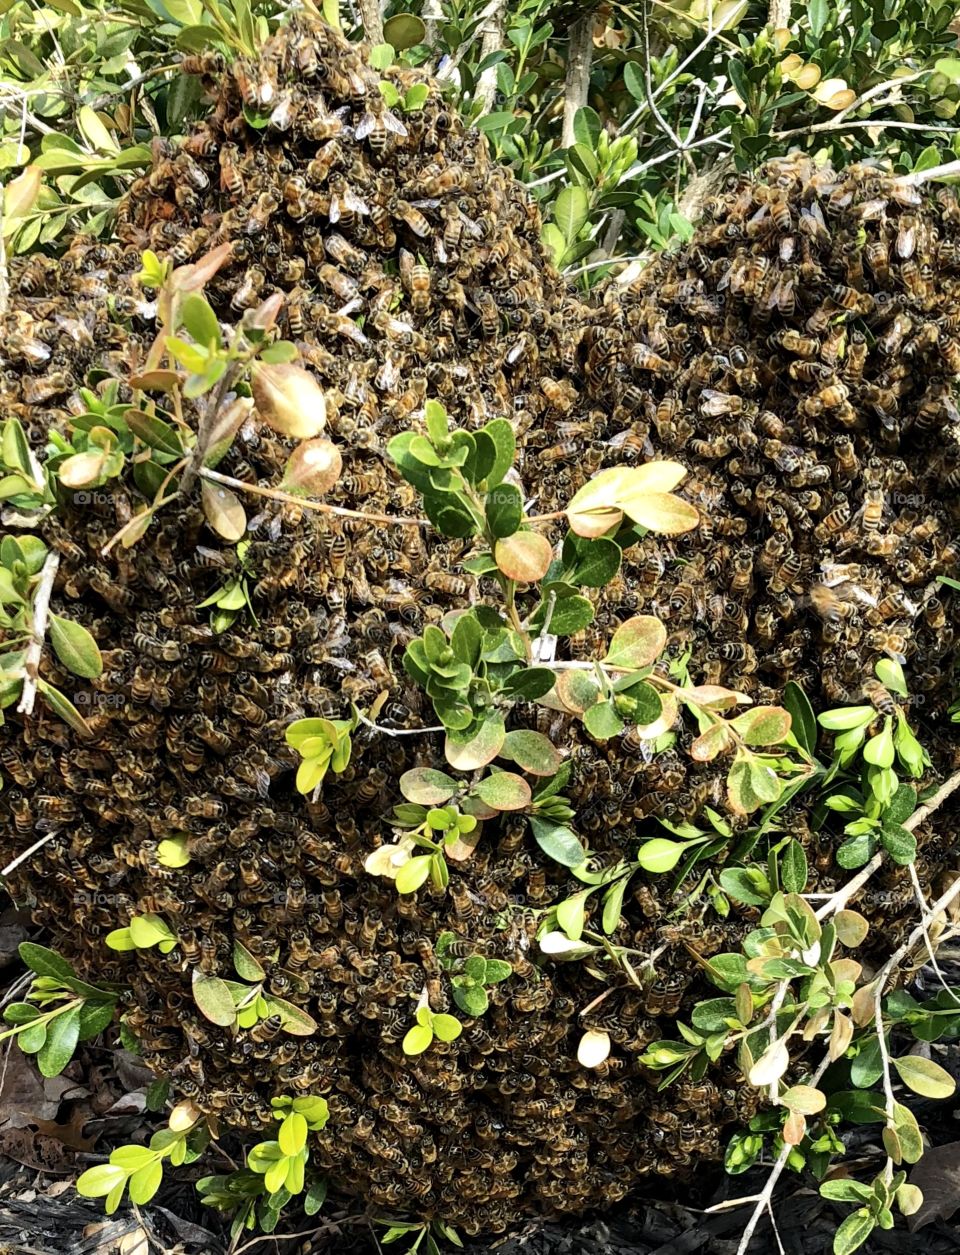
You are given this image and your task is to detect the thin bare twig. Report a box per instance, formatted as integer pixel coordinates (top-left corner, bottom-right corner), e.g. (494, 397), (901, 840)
(356, 712), (444, 738)
(0, 179), (7, 320)
(720, 1050), (833, 1253)
(1, 831), (59, 879)
(902, 157), (960, 187)
(16, 550), (59, 718)
(231, 1215), (364, 1255)
(199, 467), (430, 528)
(640, 0), (690, 170)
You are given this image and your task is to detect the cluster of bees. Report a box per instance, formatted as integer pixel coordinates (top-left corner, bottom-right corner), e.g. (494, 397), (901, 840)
(1, 15), (959, 1232)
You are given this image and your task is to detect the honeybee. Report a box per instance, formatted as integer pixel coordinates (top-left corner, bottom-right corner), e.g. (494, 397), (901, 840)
(356, 93), (408, 152)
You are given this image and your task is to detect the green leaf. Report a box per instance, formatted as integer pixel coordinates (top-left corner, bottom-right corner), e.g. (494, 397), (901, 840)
(2, 417), (35, 480)
(128, 1159), (163, 1205)
(828, 1090), (885, 1124)
(604, 615), (666, 670)
(891, 1055), (956, 1099)
(19, 943), (75, 982)
(499, 730), (562, 776)
(77, 105), (119, 154)
(37, 1005), (81, 1077)
(474, 772), (531, 811)
(820, 1179), (875, 1204)
(583, 700), (625, 740)
(485, 483), (523, 538)
(395, 855), (433, 894)
(180, 293), (221, 349)
(730, 705), (792, 747)
(400, 768), (458, 805)
(781, 840), (808, 894)
(37, 679), (93, 738)
(727, 754), (782, 815)
(232, 939), (265, 982)
(636, 838), (685, 874)
(304, 1178), (327, 1215)
(77, 1163), (128, 1199)
(532, 593), (594, 636)
(383, 12), (426, 49)
(850, 1036), (884, 1088)
(837, 834), (876, 870)
(479, 418), (515, 487)
(483, 959), (512, 984)
(880, 824), (916, 865)
(807, 0), (828, 37)
(402, 1023), (433, 1056)
(129, 913), (175, 948)
(885, 784), (916, 825)
(78, 1000), (116, 1041)
(819, 706), (874, 731)
(566, 535), (621, 587)
(718, 867), (770, 907)
(278, 1112), (308, 1156)
(502, 667), (561, 700)
(453, 983), (488, 1017)
(450, 613), (483, 667)
(528, 815), (584, 868)
(48, 614), (103, 679)
(554, 185), (589, 245)
(602, 876), (629, 935)
(105, 927), (136, 952)
(875, 657), (907, 697)
(192, 970), (238, 1027)
(262, 995), (317, 1037)
(432, 1013), (462, 1043)
(572, 105), (602, 147)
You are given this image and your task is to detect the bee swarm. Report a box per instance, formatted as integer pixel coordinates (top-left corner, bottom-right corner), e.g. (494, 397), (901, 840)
(2, 15), (960, 1233)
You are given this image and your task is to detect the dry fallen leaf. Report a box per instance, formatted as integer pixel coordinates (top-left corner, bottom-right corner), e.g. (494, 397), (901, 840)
(907, 1140), (960, 1230)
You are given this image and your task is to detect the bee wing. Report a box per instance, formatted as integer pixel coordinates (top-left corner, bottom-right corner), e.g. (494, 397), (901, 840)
(388, 317), (414, 334)
(384, 111), (408, 137)
(345, 189), (369, 214)
(329, 198), (341, 223)
(339, 318), (369, 347)
(409, 198), (441, 210)
(460, 211), (483, 239)
(354, 111), (375, 140)
(435, 239), (448, 265)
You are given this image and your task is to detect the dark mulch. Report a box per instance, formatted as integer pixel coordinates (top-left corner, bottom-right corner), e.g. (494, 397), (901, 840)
(2, 1149), (960, 1255)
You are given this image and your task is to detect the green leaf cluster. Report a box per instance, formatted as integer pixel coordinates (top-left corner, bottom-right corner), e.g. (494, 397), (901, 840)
(1, 943), (117, 1077)
(286, 710), (357, 796)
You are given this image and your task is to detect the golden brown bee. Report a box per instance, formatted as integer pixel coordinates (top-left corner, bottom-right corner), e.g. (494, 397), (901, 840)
(356, 92), (407, 152)
(863, 677), (897, 716)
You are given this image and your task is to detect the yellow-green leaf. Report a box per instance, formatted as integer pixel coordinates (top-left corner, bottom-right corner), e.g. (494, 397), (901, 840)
(3, 166), (41, 231)
(619, 489), (699, 535)
(892, 1055), (956, 1100)
(77, 106), (120, 154)
(157, 835), (190, 868)
(782, 1084), (826, 1115)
